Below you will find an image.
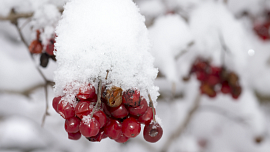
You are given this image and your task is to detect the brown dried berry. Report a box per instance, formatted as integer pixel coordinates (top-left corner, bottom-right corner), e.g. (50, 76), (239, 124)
(105, 86), (122, 107)
(29, 40), (43, 54)
(227, 72), (239, 86)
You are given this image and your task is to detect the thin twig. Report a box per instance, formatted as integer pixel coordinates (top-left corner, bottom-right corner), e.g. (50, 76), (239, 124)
(41, 83), (49, 127)
(9, 10), (55, 126)
(148, 93), (156, 122)
(161, 93), (201, 152)
(175, 41), (194, 60)
(90, 80), (102, 118)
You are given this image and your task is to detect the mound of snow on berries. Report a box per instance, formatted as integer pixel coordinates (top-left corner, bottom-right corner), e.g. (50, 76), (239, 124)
(54, 0), (159, 104)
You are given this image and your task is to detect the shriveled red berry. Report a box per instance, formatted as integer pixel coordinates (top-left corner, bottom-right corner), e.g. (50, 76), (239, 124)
(122, 117), (141, 138)
(128, 98), (148, 116)
(143, 122), (163, 143)
(207, 75), (220, 86)
(115, 133), (129, 143)
(79, 117), (100, 137)
(87, 129), (107, 142)
(68, 131), (81, 140)
(93, 110), (107, 128)
(75, 101), (91, 119)
(104, 119), (122, 139)
(138, 107), (154, 125)
(221, 82), (231, 94)
(45, 39), (55, 56)
(196, 71), (208, 81)
(122, 89), (141, 107)
(65, 117), (81, 133)
(109, 104), (129, 119)
(52, 96), (62, 113)
(231, 85), (242, 99)
(57, 100), (75, 119)
(29, 40), (43, 54)
(77, 84), (96, 100)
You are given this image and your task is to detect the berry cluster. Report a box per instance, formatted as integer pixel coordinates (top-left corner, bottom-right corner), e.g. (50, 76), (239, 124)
(186, 58), (242, 99)
(29, 30), (56, 67)
(253, 11), (270, 40)
(52, 82), (163, 143)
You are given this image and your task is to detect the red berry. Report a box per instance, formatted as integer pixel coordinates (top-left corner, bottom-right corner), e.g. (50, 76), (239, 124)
(45, 39), (55, 56)
(87, 129), (107, 142)
(196, 71), (208, 81)
(57, 100), (75, 119)
(122, 117), (141, 138)
(52, 96), (62, 113)
(128, 98), (148, 116)
(122, 89), (141, 107)
(143, 122), (163, 143)
(115, 133), (129, 143)
(77, 84), (96, 100)
(207, 75), (220, 86)
(210, 66), (222, 76)
(138, 107), (154, 125)
(65, 117), (81, 133)
(101, 102), (111, 117)
(231, 85), (242, 99)
(109, 104), (129, 119)
(29, 40), (43, 54)
(221, 82), (231, 94)
(79, 117), (100, 137)
(104, 119), (122, 139)
(93, 110), (107, 128)
(254, 21), (270, 40)
(68, 131), (81, 140)
(75, 101), (93, 119)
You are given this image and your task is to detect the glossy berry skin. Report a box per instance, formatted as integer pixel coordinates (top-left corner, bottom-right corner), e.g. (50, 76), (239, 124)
(122, 89), (141, 107)
(138, 107), (154, 125)
(75, 101), (92, 119)
(109, 104), (129, 119)
(77, 84), (96, 100)
(143, 122), (163, 143)
(52, 96), (62, 113)
(87, 129), (107, 142)
(57, 100), (75, 119)
(122, 117), (141, 138)
(104, 119), (122, 139)
(65, 117), (81, 133)
(68, 131), (81, 140)
(128, 98), (148, 116)
(29, 40), (43, 54)
(115, 133), (129, 143)
(93, 110), (107, 128)
(79, 118), (100, 137)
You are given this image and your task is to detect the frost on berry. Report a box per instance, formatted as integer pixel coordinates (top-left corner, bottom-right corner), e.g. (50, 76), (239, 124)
(80, 116), (100, 137)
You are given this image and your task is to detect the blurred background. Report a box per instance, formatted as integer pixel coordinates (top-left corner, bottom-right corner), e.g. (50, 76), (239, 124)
(1, 0), (270, 151)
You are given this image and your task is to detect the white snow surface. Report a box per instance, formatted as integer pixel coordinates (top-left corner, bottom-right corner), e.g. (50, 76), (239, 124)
(54, 0), (159, 105)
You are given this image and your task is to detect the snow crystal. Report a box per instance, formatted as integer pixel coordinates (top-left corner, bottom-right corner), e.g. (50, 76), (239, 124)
(54, 0), (159, 105)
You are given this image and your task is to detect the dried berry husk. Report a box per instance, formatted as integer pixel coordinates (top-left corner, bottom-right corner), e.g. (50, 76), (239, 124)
(50, 54), (57, 61)
(227, 72), (239, 86)
(105, 86), (122, 107)
(40, 52), (50, 68)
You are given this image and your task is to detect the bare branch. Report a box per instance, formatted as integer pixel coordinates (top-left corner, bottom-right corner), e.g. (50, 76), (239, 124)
(161, 93), (201, 152)
(0, 83), (46, 97)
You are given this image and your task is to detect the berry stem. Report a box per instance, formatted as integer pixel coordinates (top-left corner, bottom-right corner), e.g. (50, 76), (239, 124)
(147, 93), (156, 122)
(105, 70), (109, 80)
(90, 79), (102, 118)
